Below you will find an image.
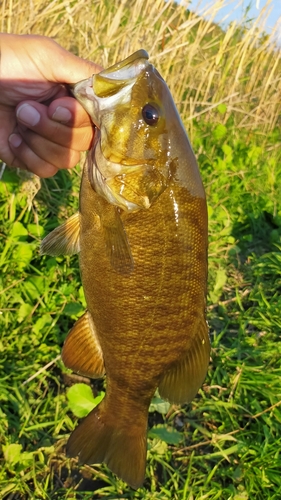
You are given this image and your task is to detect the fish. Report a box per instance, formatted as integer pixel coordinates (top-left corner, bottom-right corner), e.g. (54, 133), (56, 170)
(40, 49), (209, 489)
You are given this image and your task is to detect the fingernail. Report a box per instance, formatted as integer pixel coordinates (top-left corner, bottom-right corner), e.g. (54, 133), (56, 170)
(52, 106), (72, 123)
(17, 103), (40, 126)
(9, 134), (22, 148)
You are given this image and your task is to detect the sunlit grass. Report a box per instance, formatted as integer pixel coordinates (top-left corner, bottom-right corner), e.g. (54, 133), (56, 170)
(1, 0), (281, 498)
(2, 0), (281, 132)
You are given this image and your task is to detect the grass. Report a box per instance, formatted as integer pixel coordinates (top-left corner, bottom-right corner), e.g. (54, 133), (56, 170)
(1, 0), (281, 498)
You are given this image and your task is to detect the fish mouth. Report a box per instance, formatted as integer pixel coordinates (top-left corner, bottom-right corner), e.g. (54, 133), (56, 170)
(68, 50), (150, 127)
(68, 79), (98, 121)
(97, 49), (149, 82)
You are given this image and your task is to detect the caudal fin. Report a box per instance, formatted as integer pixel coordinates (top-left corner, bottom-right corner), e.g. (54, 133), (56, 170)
(67, 399), (147, 489)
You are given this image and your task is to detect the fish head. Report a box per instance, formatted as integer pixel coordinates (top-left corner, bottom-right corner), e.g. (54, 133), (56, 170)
(71, 50), (179, 212)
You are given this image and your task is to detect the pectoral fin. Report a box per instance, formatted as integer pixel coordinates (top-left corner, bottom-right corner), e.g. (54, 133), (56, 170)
(101, 205), (133, 275)
(40, 212), (80, 256)
(62, 311), (105, 378)
(158, 318), (210, 404)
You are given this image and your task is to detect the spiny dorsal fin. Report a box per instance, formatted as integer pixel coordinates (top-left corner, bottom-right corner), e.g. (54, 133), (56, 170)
(62, 311), (105, 378)
(40, 212), (80, 256)
(158, 317), (210, 404)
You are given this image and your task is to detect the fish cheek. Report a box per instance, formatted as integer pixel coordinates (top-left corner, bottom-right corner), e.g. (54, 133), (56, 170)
(101, 107), (137, 162)
(100, 98), (168, 170)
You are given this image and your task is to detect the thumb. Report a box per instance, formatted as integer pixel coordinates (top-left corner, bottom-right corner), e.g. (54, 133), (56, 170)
(9, 34), (102, 84)
(1, 34), (102, 84)
(41, 38), (103, 83)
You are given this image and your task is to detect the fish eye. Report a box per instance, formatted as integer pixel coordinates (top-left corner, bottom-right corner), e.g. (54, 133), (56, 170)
(142, 104), (159, 126)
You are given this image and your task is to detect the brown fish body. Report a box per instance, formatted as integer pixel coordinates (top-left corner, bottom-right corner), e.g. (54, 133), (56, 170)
(41, 51), (209, 489)
(79, 145), (207, 406)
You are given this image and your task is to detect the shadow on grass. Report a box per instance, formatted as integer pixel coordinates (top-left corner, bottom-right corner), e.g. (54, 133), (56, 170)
(231, 209), (281, 262)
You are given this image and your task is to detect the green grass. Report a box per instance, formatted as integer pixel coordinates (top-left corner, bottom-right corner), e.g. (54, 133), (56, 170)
(1, 0), (281, 498)
(1, 113), (281, 499)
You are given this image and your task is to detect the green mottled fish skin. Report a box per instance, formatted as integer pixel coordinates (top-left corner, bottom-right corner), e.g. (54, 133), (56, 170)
(43, 51), (209, 489)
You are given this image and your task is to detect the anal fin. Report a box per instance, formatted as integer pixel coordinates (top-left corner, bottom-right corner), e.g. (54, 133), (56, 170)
(40, 212), (80, 256)
(158, 318), (210, 404)
(62, 311), (105, 378)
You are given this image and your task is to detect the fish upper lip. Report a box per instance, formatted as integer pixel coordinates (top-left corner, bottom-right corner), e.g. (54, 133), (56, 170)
(98, 49), (149, 81)
(100, 49), (148, 73)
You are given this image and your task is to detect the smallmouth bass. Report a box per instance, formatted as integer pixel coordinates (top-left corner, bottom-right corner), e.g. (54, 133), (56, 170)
(41, 50), (209, 489)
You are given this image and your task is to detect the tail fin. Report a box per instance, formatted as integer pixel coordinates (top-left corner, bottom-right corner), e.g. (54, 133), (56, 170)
(67, 399), (147, 489)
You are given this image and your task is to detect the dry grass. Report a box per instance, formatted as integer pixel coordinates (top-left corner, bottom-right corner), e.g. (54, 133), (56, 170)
(1, 0), (280, 133)
(1, 2), (281, 498)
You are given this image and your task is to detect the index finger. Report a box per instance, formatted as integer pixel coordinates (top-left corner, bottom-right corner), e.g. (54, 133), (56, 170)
(15, 97), (94, 151)
(48, 96), (93, 128)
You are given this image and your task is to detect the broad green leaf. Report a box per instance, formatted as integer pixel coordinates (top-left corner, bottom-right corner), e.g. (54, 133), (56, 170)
(18, 451), (34, 469)
(27, 223), (44, 238)
(213, 124), (227, 140)
(63, 302), (84, 317)
(222, 144), (233, 165)
(12, 243), (34, 270)
(148, 425), (182, 445)
(10, 221), (28, 239)
(214, 156), (225, 171)
(247, 145), (262, 163)
(209, 268), (227, 303)
(46, 257), (58, 271)
(149, 396), (170, 414)
(0, 165), (18, 192)
(24, 276), (46, 300)
(59, 283), (77, 297)
(67, 383), (104, 418)
(217, 103), (227, 114)
(148, 439), (168, 456)
(92, 393), (105, 406)
(78, 286), (86, 308)
(17, 303), (33, 323)
(222, 144), (232, 156)
(32, 314), (53, 335)
(3, 443), (22, 465)
(207, 204), (214, 218)
(214, 269), (227, 292)
(0, 484), (17, 496)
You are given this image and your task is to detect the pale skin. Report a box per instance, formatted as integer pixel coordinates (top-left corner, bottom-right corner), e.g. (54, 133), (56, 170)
(0, 33), (102, 178)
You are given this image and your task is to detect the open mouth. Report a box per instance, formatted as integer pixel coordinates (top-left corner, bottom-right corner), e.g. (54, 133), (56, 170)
(98, 49), (149, 81)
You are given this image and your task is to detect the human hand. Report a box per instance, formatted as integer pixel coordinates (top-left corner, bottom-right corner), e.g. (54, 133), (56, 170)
(0, 34), (101, 177)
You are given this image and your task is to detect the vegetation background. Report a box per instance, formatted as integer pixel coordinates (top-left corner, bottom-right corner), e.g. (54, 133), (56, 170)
(0, 0), (281, 498)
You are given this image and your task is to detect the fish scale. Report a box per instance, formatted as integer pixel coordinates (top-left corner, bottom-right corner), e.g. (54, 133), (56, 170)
(41, 49), (209, 489)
